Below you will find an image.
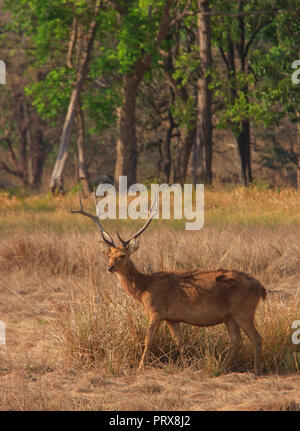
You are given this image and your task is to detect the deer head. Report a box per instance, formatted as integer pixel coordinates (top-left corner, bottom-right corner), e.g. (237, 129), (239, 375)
(70, 191), (158, 273)
(104, 238), (139, 273)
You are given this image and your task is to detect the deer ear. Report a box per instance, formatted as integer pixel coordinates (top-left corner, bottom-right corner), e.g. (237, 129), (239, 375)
(127, 238), (139, 254)
(99, 241), (111, 256)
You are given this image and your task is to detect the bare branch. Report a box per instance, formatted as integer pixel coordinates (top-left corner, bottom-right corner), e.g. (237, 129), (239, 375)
(67, 17), (77, 69)
(218, 42), (231, 72)
(0, 158), (21, 178)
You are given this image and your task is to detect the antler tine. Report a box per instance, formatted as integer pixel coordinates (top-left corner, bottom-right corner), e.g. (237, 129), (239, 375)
(92, 188), (98, 208)
(117, 192), (159, 248)
(116, 229), (127, 247)
(93, 189), (117, 247)
(70, 192), (116, 248)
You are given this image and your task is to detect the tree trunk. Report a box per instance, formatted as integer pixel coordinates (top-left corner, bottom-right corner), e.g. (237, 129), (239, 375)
(193, 133), (205, 185)
(30, 128), (47, 189)
(76, 101), (90, 197)
(297, 51), (300, 190)
(236, 120), (252, 186)
(115, 75), (138, 188)
(24, 102), (34, 186)
(114, 0), (172, 188)
(159, 109), (174, 183)
(49, 90), (79, 194)
(15, 98), (29, 186)
(296, 114), (300, 190)
(49, 0), (101, 194)
(175, 126), (196, 184)
(194, 0), (213, 185)
(0, 91), (51, 190)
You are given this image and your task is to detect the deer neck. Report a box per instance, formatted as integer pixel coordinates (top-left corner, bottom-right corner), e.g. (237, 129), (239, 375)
(115, 259), (146, 302)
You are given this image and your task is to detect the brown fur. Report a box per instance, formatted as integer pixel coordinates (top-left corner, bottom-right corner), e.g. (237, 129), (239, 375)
(105, 243), (266, 373)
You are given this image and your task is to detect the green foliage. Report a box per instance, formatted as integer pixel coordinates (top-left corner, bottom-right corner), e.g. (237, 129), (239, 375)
(116, 1), (168, 74)
(82, 85), (121, 133)
(2, 0), (300, 188)
(250, 25), (300, 123)
(210, 0), (300, 138)
(172, 48), (199, 88)
(25, 67), (74, 120)
(5, 0), (122, 131)
(5, 0), (72, 63)
(171, 95), (196, 130)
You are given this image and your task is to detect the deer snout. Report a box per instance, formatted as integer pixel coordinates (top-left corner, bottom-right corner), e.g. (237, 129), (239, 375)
(107, 265), (115, 273)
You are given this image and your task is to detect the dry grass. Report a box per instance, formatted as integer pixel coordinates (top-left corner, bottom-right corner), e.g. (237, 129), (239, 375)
(1, 228), (299, 375)
(42, 228), (300, 375)
(0, 186), (300, 234)
(0, 187), (299, 410)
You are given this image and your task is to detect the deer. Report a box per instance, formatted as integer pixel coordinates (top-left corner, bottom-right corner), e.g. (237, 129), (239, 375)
(70, 192), (266, 374)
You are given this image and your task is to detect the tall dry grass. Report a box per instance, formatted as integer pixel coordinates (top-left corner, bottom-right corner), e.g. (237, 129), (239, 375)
(1, 225), (299, 376)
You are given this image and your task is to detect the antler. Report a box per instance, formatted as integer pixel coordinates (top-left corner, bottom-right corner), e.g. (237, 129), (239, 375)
(70, 191), (116, 248)
(116, 192), (159, 248)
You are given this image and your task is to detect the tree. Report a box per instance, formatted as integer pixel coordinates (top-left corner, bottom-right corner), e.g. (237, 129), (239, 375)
(2, 0), (300, 191)
(156, 8), (198, 185)
(6, 0), (116, 193)
(0, 85), (52, 189)
(76, 98), (90, 196)
(112, 0), (173, 188)
(0, 7), (54, 189)
(240, 0), (300, 187)
(49, 0), (102, 194)
(212, 0), (279, 186)
(194, 0), (213, 185)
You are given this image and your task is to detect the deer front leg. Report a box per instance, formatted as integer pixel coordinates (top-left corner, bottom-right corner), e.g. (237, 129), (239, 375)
(138, 317), (162, 370)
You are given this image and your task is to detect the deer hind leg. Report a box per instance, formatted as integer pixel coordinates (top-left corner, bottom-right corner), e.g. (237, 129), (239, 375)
(138, 317), (162, 371)
(224, 316), (243, 372)
(234, 315), (262, 374)
(166, 321), (184, 361)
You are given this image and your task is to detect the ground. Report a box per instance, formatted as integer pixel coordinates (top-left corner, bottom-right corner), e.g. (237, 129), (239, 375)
(0, 254), (299, 411)
(0, 189), (299, 411)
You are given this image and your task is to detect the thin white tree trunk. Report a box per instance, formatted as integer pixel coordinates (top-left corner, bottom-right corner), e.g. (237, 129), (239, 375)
(49, 0), (101, 194)
(76, 100), (90, 197)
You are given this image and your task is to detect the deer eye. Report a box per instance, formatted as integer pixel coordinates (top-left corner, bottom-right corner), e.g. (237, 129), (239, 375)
(120, 254), (126, 258)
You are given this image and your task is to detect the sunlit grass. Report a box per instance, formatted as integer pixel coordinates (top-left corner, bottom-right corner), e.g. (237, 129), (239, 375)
(0, 186), (300, 233)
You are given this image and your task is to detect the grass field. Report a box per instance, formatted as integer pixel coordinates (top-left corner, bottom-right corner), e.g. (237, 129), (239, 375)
(0, 187), (299, 410)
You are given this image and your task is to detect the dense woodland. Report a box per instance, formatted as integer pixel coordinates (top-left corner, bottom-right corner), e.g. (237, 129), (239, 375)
(0, 0), (300, 194)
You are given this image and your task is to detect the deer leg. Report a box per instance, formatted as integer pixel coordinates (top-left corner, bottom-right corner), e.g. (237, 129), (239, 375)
(138, 318), (162, 370)
(235, 316), (262, 374)
(166, 320), (184, 361)
(224, 316), (243, 372)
